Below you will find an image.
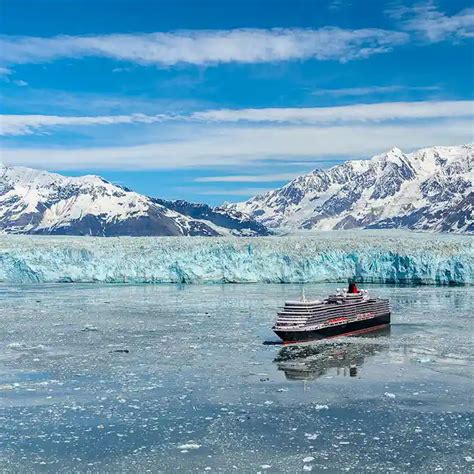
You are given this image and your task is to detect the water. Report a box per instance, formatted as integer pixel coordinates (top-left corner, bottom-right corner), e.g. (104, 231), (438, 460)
(0, 283), (472, 473)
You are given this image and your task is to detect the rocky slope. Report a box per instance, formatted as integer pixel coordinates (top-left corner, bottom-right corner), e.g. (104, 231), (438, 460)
(0, 165), (269, 236)
(226, 145), (473, 233)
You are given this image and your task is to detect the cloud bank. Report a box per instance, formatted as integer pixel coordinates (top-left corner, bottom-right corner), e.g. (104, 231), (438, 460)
(0, 27), (408, 66)
(1, 120), (472, 171)
(190, 101), (474, 124)
(2, 5), (472, 69)
(2, 101), (472, 135)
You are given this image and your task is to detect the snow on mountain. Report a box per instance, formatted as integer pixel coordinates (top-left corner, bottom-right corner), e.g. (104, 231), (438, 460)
(0, 164), (269, 236)
(152, 198), (269, 236)
(225, 145), (473, 234)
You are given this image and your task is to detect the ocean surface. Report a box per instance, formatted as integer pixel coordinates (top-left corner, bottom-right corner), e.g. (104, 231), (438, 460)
(0, 283), (472, 473)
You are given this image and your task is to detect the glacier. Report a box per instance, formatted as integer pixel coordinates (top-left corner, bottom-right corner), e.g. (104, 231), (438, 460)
(0, 231), (472, 285)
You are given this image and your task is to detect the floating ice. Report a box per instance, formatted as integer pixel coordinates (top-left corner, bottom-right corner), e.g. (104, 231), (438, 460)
(0, 283), (472, 471)
(313, 404), (329, 410)
(81, 324), (98, 332)
(177, 443), (200, 450)
(0, 231), (471, 285)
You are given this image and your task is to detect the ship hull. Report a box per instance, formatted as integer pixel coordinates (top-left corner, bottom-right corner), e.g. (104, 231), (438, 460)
(274, 313), (391, 343)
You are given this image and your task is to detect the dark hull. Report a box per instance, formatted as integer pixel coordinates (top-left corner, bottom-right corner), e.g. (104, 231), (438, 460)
(274, 313), (391, 343)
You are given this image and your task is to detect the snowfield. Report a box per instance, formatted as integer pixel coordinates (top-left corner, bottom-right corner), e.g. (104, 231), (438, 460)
(0, 163), (268, 237)
(0, 231), (471, 285)
(226, 144), (473, 233)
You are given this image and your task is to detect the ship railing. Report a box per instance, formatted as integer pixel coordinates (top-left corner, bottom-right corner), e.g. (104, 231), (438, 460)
(301, 311), (380, 330)
(276, 318), (309, 324)
(275, 321), (306, 328)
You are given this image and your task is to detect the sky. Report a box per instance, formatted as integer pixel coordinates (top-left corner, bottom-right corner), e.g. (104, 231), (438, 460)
(0, 0), (473, 205)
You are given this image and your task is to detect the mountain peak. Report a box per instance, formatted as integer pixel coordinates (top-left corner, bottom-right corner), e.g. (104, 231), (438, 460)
(388, 146), (403, 155)
(0, 164), (269, 237)
(229, 144), (472, 234)
(373, 146), (405, 164)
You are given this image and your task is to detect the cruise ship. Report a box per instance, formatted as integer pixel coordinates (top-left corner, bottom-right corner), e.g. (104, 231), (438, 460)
(273, 282), (390, 343)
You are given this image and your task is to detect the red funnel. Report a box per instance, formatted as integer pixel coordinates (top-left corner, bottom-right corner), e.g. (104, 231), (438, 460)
(348, 282), (358, 294)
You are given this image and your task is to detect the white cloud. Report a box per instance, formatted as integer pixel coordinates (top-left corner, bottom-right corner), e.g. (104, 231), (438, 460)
(1, 100), (472, 136)
(176, 187), (275, 196)
(190, 101), (474, 124)
(312, 85), (440, 97)
(1, 120), (472, 170)
(195, 172), (301, 183)
(328, 0), (347, 12)
(0, 89), (208, 116)
(12, 79), (28, 87)
(0, 27), (408, 66)
(387, 2), (474, 42)
(0, 113), (167, 135)
(0, 68), (29, 87)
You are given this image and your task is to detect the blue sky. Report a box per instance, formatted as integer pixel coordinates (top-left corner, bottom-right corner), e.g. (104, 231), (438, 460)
(0, 0), (473, 204)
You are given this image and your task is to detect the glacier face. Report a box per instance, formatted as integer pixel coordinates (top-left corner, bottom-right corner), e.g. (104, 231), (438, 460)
(0, 231), (472, 285)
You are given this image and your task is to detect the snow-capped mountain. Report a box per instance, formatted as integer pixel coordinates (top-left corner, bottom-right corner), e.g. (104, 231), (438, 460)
(152, 198), (269, 236)
(0, 164), (270, 236)
(225, 145), (473, 234)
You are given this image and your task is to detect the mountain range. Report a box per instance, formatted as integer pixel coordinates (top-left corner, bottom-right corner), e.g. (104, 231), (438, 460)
(0, 165), (269, 236)
(0, 144), (472, 236)
(226, 144), (473, 234)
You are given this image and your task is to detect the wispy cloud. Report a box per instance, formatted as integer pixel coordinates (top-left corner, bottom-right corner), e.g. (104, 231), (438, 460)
(0, 67), (28, 87)
(175, 186), (275, 196)
(195, 172), (301, 183)
(12, 79), (28, 87)
(0, 113), (167, 135)
(312, 85), (441, 97)
(387, 2), (474, 42)
(1, 119), (472, 170)
(189, 101), (473, 124)
(0, 27), (409, 67)
(0, 89), (210, 116)
(2, 101), (472, 135)
(328, 0), (347, 12)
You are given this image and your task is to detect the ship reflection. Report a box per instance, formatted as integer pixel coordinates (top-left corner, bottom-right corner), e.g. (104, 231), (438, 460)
(274, 328), (390, 380)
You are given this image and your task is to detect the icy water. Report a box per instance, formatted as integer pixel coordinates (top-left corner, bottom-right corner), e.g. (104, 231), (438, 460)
(0, 284), (472, 473)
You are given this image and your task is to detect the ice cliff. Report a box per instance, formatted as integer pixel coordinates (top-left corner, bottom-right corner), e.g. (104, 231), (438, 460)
(0, 231), (472, 285)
